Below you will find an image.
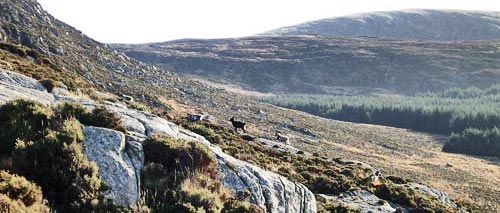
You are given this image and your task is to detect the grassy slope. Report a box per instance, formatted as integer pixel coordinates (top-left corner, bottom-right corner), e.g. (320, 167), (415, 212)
(1, 0), (498, 211)
(171, 82), (500, 211)
(114, 36), (500, 95)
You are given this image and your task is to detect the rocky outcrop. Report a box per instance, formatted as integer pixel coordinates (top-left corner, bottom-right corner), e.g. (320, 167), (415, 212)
(408, 183), (461, 211)
(217, 151), (316, 213)
(317, 190), (398, 213)
(0, 68), (317, 212)
(257, 138), (308, 155)
(0, 69), (54, 105)
(83, 126), (140, 206)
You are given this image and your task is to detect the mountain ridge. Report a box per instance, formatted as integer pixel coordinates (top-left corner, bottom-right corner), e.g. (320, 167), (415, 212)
(261, 9), (500, 41)
(114, 35), (500, 95)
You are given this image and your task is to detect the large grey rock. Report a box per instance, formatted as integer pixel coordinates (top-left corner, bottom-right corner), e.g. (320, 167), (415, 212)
(257, 138), (306, 155)
(0, 69), (54, 105)
(216, 151), (316, 213)
(82, 126), (139, 206)
(317, 190), (398, 213)
(408, 183), (467, 212)
(105, 101), (179, 137)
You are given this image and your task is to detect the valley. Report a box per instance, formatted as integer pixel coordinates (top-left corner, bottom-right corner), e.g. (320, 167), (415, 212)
(0, 0), (499, 212)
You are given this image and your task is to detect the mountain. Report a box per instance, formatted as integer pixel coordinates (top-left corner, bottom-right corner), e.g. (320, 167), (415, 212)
(0, 0), (498, 211)
(114, 35), (500, 95)
(261, 9), (500, 41)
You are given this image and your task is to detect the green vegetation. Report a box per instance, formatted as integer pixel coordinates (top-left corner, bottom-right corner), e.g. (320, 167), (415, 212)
(0, 170), (49, 212)
(259, 84), (500, 157)
(0, 42), (92, 91)
(176, 119), (453, 212)
(55, 102), (127, 133)
(39, 79), (58, 93)
(141, 134), (260, 212)
(317, 202), (357, 213)
(127, 101), (152, 112)
(0, 99), (124, 211)
(0, 99), (52, 155)
(444, 127), (500, 157)
(83, 105), (127, 133)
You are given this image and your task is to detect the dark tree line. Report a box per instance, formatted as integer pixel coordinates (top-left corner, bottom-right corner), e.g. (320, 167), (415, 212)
(444, 127), (500, 157)
(259, 84), (500, 157)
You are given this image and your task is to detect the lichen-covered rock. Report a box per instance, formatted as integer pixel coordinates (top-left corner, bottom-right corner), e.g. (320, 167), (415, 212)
(408, 183), (463, 211)
(318, 190), (398, 213)
(216, 151), (317, 213)
(257, 138), (306, 155)
(82, 126), (139, 206)
(0, 68), (54, 105)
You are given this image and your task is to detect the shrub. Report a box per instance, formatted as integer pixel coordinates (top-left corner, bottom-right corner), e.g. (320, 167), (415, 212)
(56, 117), (84, 143)
(241, 134), (254, 141)
(143, 135), (185, 168)
(222, 199), (263, 213)
(55, 102), (126, 133)
(141, 134), (259, 212)
(39, 79), (57, 93)
(386, 176), (409, 184)
(141, 135), (219, 211)
(0, 100), (104, 210)
(143, 135), (217, 176)
(0, 99), (52, 155)
(180, 179), (224, 213)
(12, 118), (103, 211)
(0, 193), (28, 212)
(375, 183), (415, 207)
(127, 101), (151, 112)
(0, 170), (49, 212)
(325, 204), (357, 213)
(54, 102), (89, 121)
(83, 105), (126, 133)
(187, 124), (223, 144)
(0, 42), (27, 57)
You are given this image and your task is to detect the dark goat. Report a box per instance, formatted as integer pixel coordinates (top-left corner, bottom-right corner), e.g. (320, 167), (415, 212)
(229, 117), (246, 133)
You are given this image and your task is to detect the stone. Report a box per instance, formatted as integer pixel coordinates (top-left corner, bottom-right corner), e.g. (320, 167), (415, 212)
(187, 113), (204, 121)
(231, 104), (240, 111)
(408, 183), (455, 208)
(0, 69), (54, 105)
(121, 94), (134, 102)
(317, 190), (398, 213)
(82, 126), (139, 206)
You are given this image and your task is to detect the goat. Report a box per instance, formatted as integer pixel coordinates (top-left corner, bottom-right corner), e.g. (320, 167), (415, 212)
(275, 132), (290, 145)
(229, 117), (246, 133)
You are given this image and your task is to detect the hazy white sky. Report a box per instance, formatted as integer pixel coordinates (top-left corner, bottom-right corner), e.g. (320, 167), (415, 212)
(36, 0), (500, 43)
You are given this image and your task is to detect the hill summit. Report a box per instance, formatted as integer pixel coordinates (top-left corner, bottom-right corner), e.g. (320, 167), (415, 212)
(262, 9), (500, 41)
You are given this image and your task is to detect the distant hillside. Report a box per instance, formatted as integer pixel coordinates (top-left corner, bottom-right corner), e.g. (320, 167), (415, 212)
(261, 10), (500, 41)
(114, 36), (500, 95)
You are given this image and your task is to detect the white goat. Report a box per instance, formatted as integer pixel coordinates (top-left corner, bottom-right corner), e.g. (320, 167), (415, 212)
(275, 132), (290, 146)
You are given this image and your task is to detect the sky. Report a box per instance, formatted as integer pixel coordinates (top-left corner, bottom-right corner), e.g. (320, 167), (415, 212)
(36, 0), (500, 44)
